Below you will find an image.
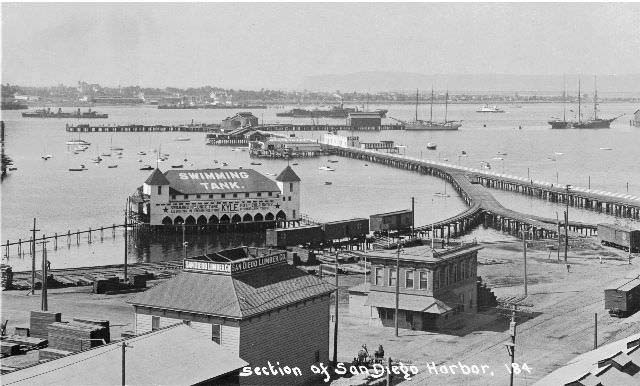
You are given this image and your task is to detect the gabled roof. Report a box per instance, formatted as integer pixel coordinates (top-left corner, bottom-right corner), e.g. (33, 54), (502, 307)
(129, 264), (334, 319)
(164, 169), (280, 194)
(0, 324), (247, 386)
(144, 168), (170, 185)
(276, 165), (301, 182)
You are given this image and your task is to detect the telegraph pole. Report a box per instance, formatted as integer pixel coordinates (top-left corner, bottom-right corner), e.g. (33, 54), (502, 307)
(411, 197), (415, 238)
(564, 184), (571, 265)
(30, 218), (40, 295)
(394, 244), (402, 337)
(594, 313), (598, 349)
(555, 212), (561, 261)
(507, 306), (517, 386)
(123, 198), (128, 283)
(523, 226), (528, 297)
(333, 251), (339, 366)
(40, 240), (49, 311)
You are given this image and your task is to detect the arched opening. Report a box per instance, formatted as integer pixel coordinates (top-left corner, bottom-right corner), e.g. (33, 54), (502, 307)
(174, 216), (184, 225)
(185, 216), (196, 225)
(220, 214), (230, 224)
(265, 212), (274, 221)
(209, 215), (219, 224)
(242, 213), (253, 222)
(276, 210), (286, 221)
(161, 216), (173, 225)
(254, 213), (264, 222)
(197, 215), (208, 225)
(231, 214), (242, 223)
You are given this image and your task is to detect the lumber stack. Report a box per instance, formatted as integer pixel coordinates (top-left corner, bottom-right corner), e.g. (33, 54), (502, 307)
(29, 311), (61, 339)
(72, 318), (110, 343)
(39, 347), (73, 361)
(1, 264), (12, 290)
(48, 321), (108, 352)
(1, 342), (20, 356)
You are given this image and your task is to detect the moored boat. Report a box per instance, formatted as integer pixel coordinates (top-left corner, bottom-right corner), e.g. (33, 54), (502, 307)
(476, 105), (505, 113)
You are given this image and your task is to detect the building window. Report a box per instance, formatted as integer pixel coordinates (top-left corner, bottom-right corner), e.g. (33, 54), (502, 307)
(374, 267), (382, 285)
(171, 195), (176, 200)
(184, 194), (189, 200)
(283, 197), (286, 201)
(388, 268), (397, 287)
(233, 193), (237, 198)
(268, 192), (272, 197)
(288, 196), (291, 201)
(221, 194), (225, 198)
(293, 210), (296, 218)
(419, 272), (428, 290)
(405, 270), (414, 288)
(405, 311), (413, 326)
(157, 186), (162, 195)
(290, 183), (293, 192)
(257, 192), (262, 197)
(211, 324), (221, 344)
(196, 194), (200, 199)
(209, 194), (213, 199)
(245, 193), (249, 198)
(151, 316), (160, 331)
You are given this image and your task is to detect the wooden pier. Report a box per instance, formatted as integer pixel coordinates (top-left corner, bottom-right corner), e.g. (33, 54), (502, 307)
(254, 123), (405, 131)
(66, 123), (219, 133)
(327, 144), (640, 240)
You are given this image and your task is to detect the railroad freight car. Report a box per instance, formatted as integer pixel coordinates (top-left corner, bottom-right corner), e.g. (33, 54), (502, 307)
(597, 223), (640, 253)
(322, 218), (369, 240)
(369, 210), (413, 234)
(266, 225), (324, 247)
(604, 277), (640, 317)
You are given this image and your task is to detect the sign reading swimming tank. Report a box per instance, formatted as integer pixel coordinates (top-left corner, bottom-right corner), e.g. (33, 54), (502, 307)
(177, 171), (251, 191)
(183, 253), (288, 275)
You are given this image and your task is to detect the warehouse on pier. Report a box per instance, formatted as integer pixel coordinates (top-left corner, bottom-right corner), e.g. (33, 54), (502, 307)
(130, 166), (301, 229)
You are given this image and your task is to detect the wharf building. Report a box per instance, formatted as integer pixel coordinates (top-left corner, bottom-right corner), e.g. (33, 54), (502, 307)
(349, 243), (483, 331)
(128, 246), (335, 385)
(130, 166), (301, 230)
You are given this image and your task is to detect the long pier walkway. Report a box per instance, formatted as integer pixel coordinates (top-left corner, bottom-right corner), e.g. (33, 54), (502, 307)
(327, 145), (640, 240)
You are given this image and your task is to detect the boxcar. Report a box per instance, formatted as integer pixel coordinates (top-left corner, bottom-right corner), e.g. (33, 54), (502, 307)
(322, 218), (369, 240)
(369, 210), (413, 233)
(604, 277), (640, 317)
(265, 225), (324, 247)
(597, 223), (640, 253)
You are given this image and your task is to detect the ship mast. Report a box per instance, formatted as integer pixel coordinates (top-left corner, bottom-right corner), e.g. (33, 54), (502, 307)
(593, 75), (598, 120)
(577, 77), (582, 124)
(445, 90), (449, 123)
(430, 87), (434, 122)
(562, 74), (566, 122)
(415, 89), (419, 122)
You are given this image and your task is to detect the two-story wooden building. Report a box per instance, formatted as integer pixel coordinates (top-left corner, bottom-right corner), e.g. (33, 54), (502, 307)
(128, 247), (335, 385)
(349, 243), (482, 331)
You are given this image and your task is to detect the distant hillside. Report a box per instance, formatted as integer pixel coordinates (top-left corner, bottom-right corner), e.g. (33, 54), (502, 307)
(299, 72), (640, 96)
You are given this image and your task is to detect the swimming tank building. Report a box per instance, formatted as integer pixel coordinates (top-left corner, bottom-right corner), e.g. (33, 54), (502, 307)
(130, 166), (301, 229)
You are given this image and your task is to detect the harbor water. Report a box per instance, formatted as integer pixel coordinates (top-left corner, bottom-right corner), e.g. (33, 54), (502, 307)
(1, 103), (638, 270)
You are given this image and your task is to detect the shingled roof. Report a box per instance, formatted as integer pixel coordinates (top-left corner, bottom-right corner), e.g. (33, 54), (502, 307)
(144, 168), (170, 185)
(276, 165), (301, 182)
(128, 264), (334, 319)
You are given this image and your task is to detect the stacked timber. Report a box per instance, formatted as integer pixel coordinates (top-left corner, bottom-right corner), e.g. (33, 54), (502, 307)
(47, 321), (108, 352)
(29, 311), (61, 339)
(92, 276), (120, 294)
(1, 264), (12, 289)
(39, 348), (73, 361)
(72, 318), (110, 343)
(1, 335), (48, 350)
(1, 342), (20, 356)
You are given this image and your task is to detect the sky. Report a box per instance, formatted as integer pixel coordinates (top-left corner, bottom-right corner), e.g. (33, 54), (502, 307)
(1, 2), (639, 90)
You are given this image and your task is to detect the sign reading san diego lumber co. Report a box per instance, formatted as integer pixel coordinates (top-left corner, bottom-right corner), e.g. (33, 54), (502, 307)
(183, 253), (287, 274)
(165, 199), (277, 215)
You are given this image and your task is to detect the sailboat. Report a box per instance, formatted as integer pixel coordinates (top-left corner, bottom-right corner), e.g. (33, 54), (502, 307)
(573, 76), (621, 129)
(549, 76), (571, 129)
(433, 181), (450, 198)
(396, 89), (461, 131)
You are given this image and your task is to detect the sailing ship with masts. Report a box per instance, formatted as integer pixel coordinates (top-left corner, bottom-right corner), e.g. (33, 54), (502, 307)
(573, 76), (621, 129)
(393, 89), (461, 131)
(548, 77), (571, 129)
